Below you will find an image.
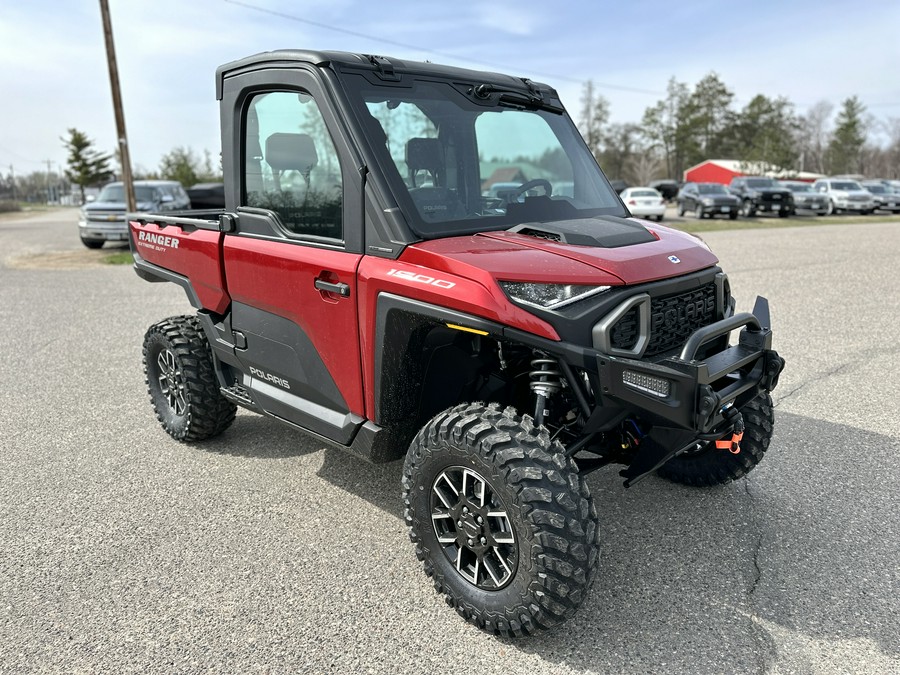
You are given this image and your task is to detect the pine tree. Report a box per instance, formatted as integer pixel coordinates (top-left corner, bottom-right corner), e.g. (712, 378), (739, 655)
(827, 96), (867, 175)
(61, 129), (112, 203)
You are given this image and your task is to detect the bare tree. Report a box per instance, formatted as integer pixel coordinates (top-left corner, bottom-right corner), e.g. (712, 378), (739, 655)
(795, 101), (833, 174)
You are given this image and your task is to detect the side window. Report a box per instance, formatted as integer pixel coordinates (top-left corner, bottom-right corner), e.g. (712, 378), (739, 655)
(244, 91), (343, 239)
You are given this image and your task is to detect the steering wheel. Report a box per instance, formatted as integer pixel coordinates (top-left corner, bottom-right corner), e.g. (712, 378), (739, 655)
(511, 179), (552, 200)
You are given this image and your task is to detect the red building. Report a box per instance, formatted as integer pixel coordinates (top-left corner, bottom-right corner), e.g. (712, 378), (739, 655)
(683, 159), (822, 184)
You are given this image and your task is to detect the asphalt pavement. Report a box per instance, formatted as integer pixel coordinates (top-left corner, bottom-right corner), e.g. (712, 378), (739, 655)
(0, 208), (897, 674)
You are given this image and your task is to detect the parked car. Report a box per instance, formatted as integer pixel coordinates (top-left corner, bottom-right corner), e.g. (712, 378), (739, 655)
(861, 181), (900, 213)
(780, 181), (829, 216)
(811, 178), (875, 215)
(609, 179), (628, 194)
(620, 186), (666, 221)
(79, 180), (191, 248)
(648, 179), (680, 201)
(676, 182), (740, 219)
(728, 177), (793, 217)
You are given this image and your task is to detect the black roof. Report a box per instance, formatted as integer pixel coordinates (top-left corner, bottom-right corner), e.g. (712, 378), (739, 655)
(216, 49), (555, 100)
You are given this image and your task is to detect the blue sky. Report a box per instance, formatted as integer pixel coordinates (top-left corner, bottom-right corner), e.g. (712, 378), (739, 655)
(2, 0), (899, 177)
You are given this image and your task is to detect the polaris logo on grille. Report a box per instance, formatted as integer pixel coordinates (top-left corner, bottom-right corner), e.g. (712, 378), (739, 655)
(667, 255), (681, 264)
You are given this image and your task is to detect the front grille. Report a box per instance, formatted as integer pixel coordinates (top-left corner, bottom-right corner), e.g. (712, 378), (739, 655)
(87, 211), (125, 222)
(610, 282), (717, 357)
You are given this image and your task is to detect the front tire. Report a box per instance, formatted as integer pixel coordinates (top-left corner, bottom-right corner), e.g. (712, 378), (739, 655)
(402, 403), (599, 637)
(81, 237), (104, 249)
(143, 315), (237, 441)
(741, 199), (755, 218)
(656, 394), (774, 487)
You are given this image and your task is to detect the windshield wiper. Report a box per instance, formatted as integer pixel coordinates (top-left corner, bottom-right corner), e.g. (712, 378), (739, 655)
(469, 80), (564, 114)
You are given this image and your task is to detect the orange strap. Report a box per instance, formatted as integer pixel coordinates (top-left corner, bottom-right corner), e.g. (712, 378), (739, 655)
(716, 431), (743, 454)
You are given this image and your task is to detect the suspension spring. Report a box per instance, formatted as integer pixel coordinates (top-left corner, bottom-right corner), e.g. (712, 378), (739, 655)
(529, 357), (562, 398)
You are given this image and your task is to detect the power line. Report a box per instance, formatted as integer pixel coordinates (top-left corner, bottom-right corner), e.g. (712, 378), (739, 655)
(222, 0), (664, 96)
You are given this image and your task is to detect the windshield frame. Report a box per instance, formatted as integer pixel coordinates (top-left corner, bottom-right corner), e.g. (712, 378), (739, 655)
(339, 73), (627, 239)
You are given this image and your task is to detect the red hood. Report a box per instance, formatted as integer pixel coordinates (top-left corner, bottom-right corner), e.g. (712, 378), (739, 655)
(402, 221), (718, 287)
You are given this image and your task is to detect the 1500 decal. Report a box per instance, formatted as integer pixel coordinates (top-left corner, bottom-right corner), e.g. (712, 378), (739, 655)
(386, 269), (455, 289)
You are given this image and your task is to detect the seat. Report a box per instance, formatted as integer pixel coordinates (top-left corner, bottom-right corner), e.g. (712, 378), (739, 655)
(405, 138), (465, 222)
(265, 133), (318, 191)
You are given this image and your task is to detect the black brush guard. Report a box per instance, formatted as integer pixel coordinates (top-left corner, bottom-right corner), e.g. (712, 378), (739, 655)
(582, 297), (784, 486)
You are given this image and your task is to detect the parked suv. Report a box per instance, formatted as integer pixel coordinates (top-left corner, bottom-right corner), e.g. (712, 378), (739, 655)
(79, 180), (190, 248)
(676, 182), (740, 219)
(780, 181), (829, 216)
(811, 178), (875, 215)
(728, 176), (793, 217)
(861, 181), (900, 213)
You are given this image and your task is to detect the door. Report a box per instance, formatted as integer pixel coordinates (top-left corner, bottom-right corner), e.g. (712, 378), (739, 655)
(223, 83), (365, 445)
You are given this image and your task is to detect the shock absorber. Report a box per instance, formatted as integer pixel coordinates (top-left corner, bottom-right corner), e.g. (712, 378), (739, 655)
(530, 356), (562, 427)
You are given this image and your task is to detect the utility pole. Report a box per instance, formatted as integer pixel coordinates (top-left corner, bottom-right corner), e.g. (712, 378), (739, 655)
(44, 159), (53, 204)
(98, 0), (135, 212)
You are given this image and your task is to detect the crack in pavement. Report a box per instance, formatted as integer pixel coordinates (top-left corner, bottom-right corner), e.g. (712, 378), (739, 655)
(774, 360), (856, 408)
(742, 476), (777, 674)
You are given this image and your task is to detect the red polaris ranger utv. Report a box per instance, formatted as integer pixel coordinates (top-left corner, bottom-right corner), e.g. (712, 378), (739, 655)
(129, 50), (784, 637)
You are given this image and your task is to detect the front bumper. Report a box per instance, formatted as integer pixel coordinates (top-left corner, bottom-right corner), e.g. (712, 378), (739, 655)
(508, 295), (784, 437)
(79, 218), (129, 241)
(834, 199), (874, 211)
(753, 198), (790, 213)
(594, 298), (783, 434)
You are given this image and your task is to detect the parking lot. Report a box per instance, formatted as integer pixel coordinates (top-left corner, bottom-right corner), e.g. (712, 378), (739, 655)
(0, 208), (897, 674)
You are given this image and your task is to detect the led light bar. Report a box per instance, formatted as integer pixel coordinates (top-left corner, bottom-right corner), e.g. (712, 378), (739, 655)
(622, 370), (670, 398)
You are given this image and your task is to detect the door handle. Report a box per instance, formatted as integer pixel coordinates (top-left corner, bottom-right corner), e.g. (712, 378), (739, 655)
(314, 278), (351, 297)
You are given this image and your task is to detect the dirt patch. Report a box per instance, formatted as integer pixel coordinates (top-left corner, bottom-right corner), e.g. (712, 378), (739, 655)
(5, 250), (131, 270)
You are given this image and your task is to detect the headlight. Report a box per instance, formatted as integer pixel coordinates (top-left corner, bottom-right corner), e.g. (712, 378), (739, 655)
(500, 282), (610, 310)
(79, 208), (87, 220)
(701, 198), (714, 206)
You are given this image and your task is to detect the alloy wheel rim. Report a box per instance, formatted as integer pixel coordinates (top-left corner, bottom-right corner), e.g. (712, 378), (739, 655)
(157, 348), (187, 416)
(430, 466), (518, 590)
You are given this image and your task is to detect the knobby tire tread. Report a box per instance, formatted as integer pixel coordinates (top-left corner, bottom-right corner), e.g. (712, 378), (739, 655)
(402, 402), (599, 637)
(143, 315), (236, 442)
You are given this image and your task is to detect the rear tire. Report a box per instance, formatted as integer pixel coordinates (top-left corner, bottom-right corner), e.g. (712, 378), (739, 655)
(656, 394), (774, 487)
(402, 403), (599, 637)
(677, 202), (686, 217)
(729, 211), (738, 220)
(143, 315), (237, 441)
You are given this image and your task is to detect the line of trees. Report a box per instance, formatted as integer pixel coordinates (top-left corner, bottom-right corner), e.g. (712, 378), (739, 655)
(579, 72), (900, 184)
(0, 132), (224, 205)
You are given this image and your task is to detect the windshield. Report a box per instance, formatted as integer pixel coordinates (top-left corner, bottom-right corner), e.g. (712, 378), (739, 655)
(97, 184), (160, 203)
(784, 183), (812, 192)
(864, 184), (885, 193)
(630, 189), (660, 197)
(698, 184), (727, 194)
(831, 181), (863, 191)
(346, 78), (625, 236)
(744, 178), (777, 188)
